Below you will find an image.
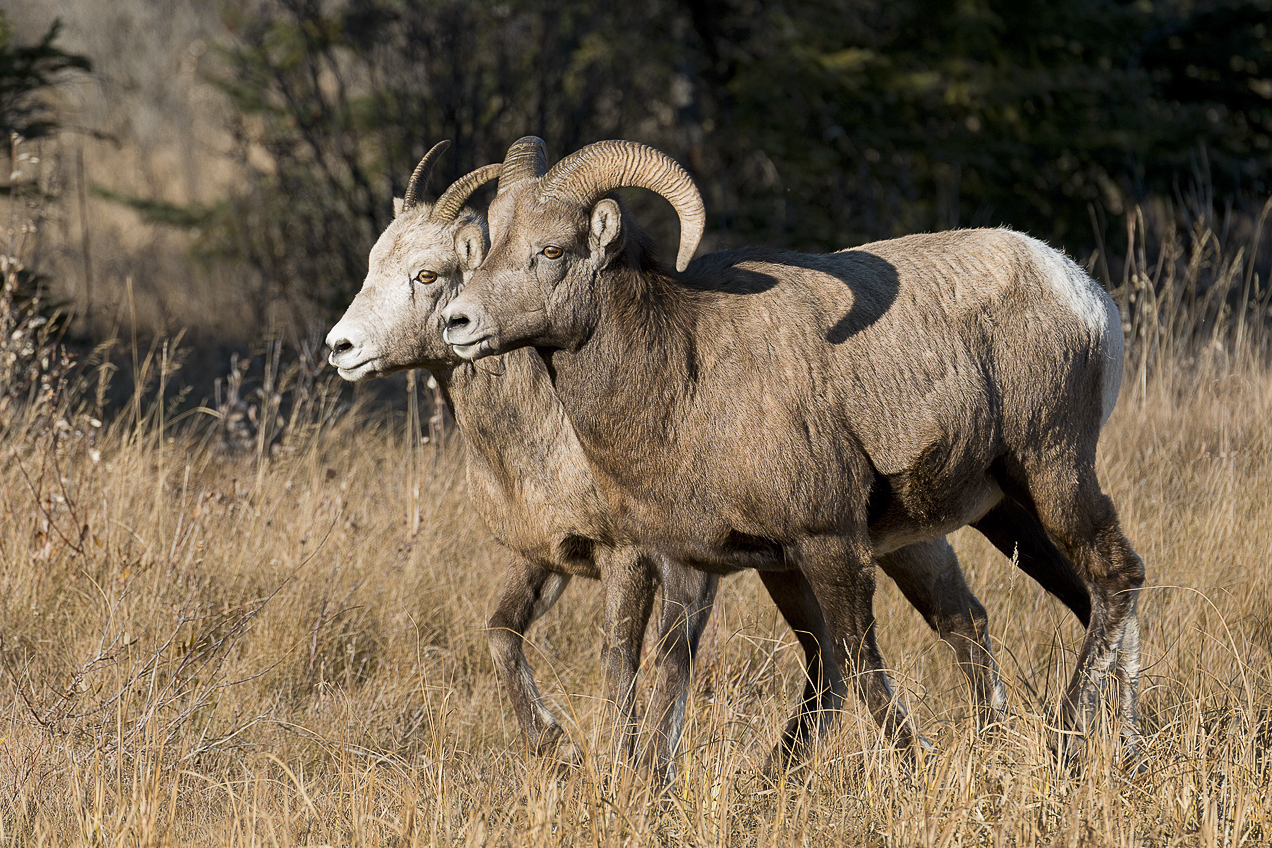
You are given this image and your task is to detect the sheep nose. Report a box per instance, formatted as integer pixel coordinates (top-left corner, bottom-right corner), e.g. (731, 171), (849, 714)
(440, 303), (472, 337)
(325, 324), (361, 363)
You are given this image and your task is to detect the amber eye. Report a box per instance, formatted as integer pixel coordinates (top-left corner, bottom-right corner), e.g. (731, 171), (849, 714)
(414, 269), (437, 284)
(542, 246), (563, 259)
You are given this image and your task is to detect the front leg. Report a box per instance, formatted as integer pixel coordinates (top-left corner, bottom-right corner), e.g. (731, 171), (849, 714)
(878, 539), (1008, 726)
(797, 534), (924, 755)
(595, 544), (658, 759)
(487, 557), (572, 755)
(756, 569), (846, 774)
(642, 560), (719, 779)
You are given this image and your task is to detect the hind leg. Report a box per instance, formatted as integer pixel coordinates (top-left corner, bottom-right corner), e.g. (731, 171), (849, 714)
(1019, 453), (1144, 759)
(972, 498), (1092, 627)
(878, 539), (1008, 725)
(1113, 599), (1143, 761)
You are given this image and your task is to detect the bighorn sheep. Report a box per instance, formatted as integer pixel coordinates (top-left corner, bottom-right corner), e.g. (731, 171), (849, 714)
(325, 143), (718, 768)
(326, 142), (1090, 771)
(441, 137), (1143, 766)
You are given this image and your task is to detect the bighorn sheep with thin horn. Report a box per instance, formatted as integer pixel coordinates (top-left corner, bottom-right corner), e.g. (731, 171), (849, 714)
(441, 136), (1142, 767)
(326, 141), (717, 769)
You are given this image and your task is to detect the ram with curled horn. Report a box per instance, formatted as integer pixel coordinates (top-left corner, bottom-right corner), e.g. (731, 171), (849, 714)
(326, 139), (1091, 776)
(442, 135), (1142, 769)
(327, 139), (1080, 776)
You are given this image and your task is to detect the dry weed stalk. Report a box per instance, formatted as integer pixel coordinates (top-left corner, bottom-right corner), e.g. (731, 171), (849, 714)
(1, 133), (75, 439)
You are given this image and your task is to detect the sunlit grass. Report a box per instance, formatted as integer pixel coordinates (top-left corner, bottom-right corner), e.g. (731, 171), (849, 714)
(1, 208), (1271, 845)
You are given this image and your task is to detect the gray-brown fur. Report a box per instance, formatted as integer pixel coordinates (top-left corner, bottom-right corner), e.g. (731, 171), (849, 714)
(443, 137), (1142, 766)
(326, 149), (1058, 774)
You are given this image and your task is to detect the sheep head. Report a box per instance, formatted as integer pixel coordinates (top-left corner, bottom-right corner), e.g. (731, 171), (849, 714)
(442, 137), (704, 361)
(326, 140), (500, 380)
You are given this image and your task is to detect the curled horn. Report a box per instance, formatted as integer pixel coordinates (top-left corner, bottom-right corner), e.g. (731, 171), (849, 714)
(432, 164), (502, 222)
(496, 136), (548, 196)
(536, 140), (705, 272)
(402, 140), (452, 212)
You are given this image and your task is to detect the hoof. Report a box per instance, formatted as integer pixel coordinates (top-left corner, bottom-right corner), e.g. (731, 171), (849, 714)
(1051, 725), (1087, 774)
(529, 723), (567, 757)
(1120, 741), (1149, 777)
(901, 733), (936, 771)
(552, 740), (584, 775)
(759, 743), (801, 784)
(638, 750), (678, 791)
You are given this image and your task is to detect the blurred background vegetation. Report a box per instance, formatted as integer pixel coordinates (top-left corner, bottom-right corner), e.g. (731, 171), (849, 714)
(3, 0), (1272, 389)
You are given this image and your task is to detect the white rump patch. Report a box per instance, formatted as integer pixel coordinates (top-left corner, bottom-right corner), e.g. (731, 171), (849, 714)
(1099, 294), (1124, 424)
(1016, 233), (1109, 335)
(1015, 232), (1123, 423)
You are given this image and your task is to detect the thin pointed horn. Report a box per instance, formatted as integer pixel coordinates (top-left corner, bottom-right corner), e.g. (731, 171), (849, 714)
(496, 136), (548, 196)
(402, 140), (451, 212)
(431, 164), (502, 222)
(538, 140), (705, 272)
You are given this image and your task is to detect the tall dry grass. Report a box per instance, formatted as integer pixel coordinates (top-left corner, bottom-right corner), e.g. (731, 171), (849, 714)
(2, 205), (1271, 845)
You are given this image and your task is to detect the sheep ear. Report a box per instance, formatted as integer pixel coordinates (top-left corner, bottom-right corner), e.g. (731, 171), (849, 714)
(455, 223), (487, 271)
(393, 197), (405, 217)
(588, 198), (623, 264)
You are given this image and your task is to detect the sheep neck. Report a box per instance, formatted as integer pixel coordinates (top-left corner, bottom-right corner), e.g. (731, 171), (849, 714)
(545, 258), (702, 496)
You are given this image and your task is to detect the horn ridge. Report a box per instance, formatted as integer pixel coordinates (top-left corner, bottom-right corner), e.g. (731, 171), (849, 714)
(403, 139), (452, 212)
(497, 136), (548, 196)
(538, 140), (705, 272)
(432, 163), (503, 222)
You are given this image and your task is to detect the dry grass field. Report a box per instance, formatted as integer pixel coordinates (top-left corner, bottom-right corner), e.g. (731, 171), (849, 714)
(2, 212), (1272, 846)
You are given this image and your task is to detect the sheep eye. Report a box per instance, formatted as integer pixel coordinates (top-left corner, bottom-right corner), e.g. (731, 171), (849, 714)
(542, 246), (563, 260)
(414, 269), (437, 284)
